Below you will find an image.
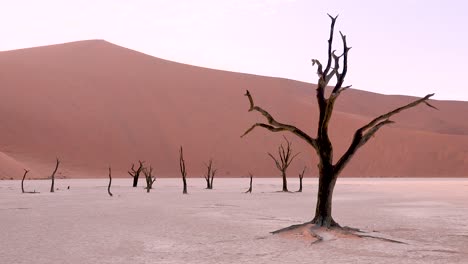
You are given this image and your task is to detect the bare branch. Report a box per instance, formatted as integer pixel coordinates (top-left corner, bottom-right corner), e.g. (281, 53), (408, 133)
(242, 90), (317, 149)
(312, 59), (324, 77)
(323, 14), (339, 76)
(334, 94), (436, 175)
(268, 153), (282, 170)
(332, 31), (351, 94)
(360, 94), (435, 132)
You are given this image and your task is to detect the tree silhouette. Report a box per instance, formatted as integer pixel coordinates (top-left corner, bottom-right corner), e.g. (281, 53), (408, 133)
(241, 15), (435, 228)
(267, 136), (300, 192)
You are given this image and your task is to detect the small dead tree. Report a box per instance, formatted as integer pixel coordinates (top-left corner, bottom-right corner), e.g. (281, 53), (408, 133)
(143, 166), (156, 193)
(107, 166), (113, 197)
(128, 160), (144, 187)
(297, 167), (307, 192)
(204, 159), (217, 189)
(50, 158), (60, 193)
(21, 169), (29, 193)
(179, 146), (188, 194)
(242, 15), (435, 228)
(245, 173), (253, 193)
(268, 137), (300, 192)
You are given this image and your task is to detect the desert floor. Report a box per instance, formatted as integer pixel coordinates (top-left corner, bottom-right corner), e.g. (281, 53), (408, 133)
(1, 178), (467, 264)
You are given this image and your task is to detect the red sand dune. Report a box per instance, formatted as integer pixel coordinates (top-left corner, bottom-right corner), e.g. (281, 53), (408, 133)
(1, 40), (467, 179)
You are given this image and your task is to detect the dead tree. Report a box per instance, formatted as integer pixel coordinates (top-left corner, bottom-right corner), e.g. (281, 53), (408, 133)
(179, 146), (188, 194)
(204, 159), (216, 189)
(268, 136), (300, 192)
(143, 166), (156, 193)
(50, 158), (60, 193)
(21, 169), (29, 193)
(108, 166), (113, 197)
(241, 15), (435, 228)
(128, 160), (144, 187)
(297, 167), (307, 192)
(245, 173), (253, 193)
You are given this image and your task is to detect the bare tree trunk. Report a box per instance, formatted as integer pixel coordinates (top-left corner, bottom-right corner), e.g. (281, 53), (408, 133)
(179, 146), (187, 194)
(128, 160), (144, 187)
(179, 146), (188, 194)
(21, 169), (29, 193)
(298, 176), (303, 192)
(108, 166), (113, 197)
(311, 164), (339, 227)
(281, 171), (288, 192)
(204, 159), (216, 189)
(297, 166), (306, 192)
(50, 158), (60, 193)
(245, 173), (253, 193)
(143, 166), (156, 193)
(210, 171), (215, 189)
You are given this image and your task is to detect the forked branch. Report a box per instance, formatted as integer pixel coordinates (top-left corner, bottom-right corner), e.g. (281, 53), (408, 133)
(241, 90), (317, 150)
(334, 94), (436, 175)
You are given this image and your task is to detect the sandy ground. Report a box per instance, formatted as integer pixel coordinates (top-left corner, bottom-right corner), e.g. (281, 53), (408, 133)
(1, 178), (467, 264)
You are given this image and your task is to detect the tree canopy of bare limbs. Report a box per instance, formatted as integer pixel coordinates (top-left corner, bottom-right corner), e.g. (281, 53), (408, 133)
(268, 136), (300, 192)
(179, 146), (188, 194)
(143, 166), (156, 193)
(128, 160), (144, 187)
(241, 15), (436, 228)
(204, 159), (216, 189)
(50, 158), (60, 193)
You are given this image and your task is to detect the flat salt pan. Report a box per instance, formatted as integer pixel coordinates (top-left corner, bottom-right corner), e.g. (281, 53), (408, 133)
(1, 178), (467, 264)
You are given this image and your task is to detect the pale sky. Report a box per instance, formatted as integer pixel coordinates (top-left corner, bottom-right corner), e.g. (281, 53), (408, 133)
(1, 0), (467, 100)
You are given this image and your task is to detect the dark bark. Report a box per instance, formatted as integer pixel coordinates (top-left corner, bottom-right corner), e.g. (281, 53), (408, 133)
(50, 158), (60, 193)
(107, 166), (113, 197)
(128, 160), (144, 187)
(311, 165), (339, 227)
(297, 167), (306, 192)
(241, 15), (435, 227)
(21, 169), (29, 193)
(245, 173), (253, 193)
(267, 136), (299, 192)
(210, 171), (215, 189)
(204, 159), (216, 189)
(179, 146), (188, 194)
(143, 166), (156, 193)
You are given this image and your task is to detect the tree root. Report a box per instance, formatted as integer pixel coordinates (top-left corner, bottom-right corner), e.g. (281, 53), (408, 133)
(271, 222), (408, 245)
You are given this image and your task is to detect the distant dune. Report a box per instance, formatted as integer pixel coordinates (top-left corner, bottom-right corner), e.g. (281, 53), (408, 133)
(1, 40), (467, 179)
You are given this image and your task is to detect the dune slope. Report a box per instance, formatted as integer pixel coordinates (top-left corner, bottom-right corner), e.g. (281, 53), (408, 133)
(0, 40), (467, 179)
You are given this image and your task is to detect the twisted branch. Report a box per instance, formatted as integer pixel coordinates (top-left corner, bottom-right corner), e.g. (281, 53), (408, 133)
(241, 90), (317, 150)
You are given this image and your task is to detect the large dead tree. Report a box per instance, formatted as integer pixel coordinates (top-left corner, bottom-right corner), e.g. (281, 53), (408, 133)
(179, 146), (188, 194)
(50, 158), (60, 193)
(204, 159), (216, 189)
(297, 167), (307, 193)
(108, 166), (113, 197)
(128, 160), (144, 187)
(268, 136), (300, 192)
(143, 166), (156, 193)
(21, 169), (29, 193)
(241, 15), (435, 228)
